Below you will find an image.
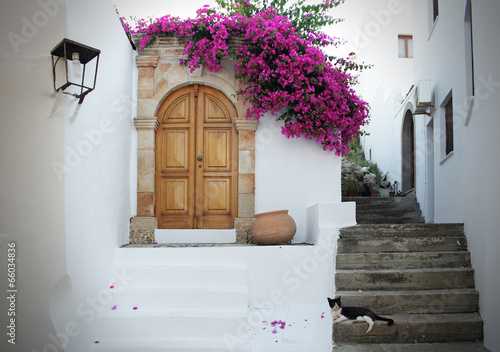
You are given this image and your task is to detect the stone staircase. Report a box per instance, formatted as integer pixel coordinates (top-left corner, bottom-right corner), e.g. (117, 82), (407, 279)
(334, 196), (485, 349)
(90, 248), (249, 352)
(345, 195), (424, 224)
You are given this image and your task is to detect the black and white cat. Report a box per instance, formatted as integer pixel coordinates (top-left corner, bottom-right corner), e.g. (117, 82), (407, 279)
(328, 296), (394, 334)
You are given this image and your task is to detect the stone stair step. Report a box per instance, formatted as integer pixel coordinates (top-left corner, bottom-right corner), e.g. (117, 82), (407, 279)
(336, 268), (475, 291)
(336, 251), (471, 270)
(332, 313), (483, 344)
(338, 236), (468, 253)
(343, 196), (419, 206)
(332, 342), (490, 352)
(355, 202), (422, 211)
(356, 213), (424, 224)
(339, 224), (465, 238)
(334, 289), (479, 314)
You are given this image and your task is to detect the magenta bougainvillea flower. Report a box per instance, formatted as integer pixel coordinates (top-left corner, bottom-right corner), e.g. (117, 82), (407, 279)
(122, 3), (369, 156)
(111, 305), (117, 310)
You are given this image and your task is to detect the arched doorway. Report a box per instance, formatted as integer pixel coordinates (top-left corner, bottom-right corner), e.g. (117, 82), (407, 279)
(155, 85), (238, 229)
(402, 110), (415, 193)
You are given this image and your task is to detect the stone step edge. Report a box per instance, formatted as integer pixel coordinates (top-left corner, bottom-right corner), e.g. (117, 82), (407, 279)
(331, 342), (490, 352)
(336, 267), (474, 274)
(332, 312), (482, 324)
(336, 250), (470, 260)
(335, 288), (479, 297)
(339, 224), (464, 235)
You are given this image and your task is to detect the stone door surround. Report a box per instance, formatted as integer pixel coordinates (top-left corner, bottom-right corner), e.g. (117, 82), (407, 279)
(130, 37), (257, 244)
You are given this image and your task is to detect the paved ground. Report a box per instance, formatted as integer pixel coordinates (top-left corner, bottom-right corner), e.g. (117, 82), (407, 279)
(333, 342), (491, 352)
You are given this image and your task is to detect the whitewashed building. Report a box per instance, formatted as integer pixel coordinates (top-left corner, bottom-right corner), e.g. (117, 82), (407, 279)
(344, 1), (500, 350)
(0, 1), (354, 351)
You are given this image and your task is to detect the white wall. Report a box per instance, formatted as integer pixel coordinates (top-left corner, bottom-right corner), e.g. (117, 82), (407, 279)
(0, 1), (67, 351)
(255, 115), (342, 244)
(413, 1), (500, 350)
(0, 1), (135, 351)
(63, 1), (135, 351)
(327, 0), (414, 187)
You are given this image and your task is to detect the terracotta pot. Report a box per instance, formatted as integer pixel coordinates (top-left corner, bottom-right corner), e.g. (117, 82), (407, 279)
(251, 210), (296, 245)
(371, 191), (379, 197)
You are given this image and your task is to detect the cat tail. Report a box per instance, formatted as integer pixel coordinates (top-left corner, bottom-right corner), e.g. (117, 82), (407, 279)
(375, 315), (394, 326)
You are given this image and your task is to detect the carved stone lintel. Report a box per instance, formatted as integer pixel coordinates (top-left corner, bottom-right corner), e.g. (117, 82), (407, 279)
(136, 55), (159, 68)
(234, 117), (258, 131)
(134, 117), (159, 131)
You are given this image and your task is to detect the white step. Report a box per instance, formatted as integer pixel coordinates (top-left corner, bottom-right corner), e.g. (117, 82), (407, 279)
(90, 337), (249, 352)
(109, 287), (247, 311)
(111, 264), (248, 289)
(155, 229), (236, 243)
(94, 310), (247, 340)
(113, 247), (248, 266)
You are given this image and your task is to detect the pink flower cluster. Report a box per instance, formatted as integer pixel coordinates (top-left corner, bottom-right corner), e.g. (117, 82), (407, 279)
(124, 5), (369, 156)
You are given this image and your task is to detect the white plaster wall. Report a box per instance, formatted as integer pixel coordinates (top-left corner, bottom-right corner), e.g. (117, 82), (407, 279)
(0, 1), (67, 351)
(63, 1), (135, 350)
(1, 1), (135, 351)
(326, 0), (414, 187)
(255, 115), (342, 244)
(413, 1), (500, 350)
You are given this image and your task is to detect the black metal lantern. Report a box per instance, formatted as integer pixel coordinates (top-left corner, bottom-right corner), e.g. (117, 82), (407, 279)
(51, 38), (100, 104)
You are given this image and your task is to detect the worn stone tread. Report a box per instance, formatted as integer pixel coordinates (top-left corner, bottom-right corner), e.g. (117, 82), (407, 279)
(336, 251), (471, 270)
(333, 313), (483, 344)
(332, 342), (490, 352)
(334, 289), (479, 314)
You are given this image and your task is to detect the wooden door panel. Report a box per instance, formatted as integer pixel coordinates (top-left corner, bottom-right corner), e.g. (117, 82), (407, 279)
(203, 178), (231, 213)
(162, 178), (189, 213)
(204, 129), (231, 171)
(164, 94), (191, 123)
(205, 95), (231, 122)
(161, 129), (190, 171)
(157, 176), (193, 228)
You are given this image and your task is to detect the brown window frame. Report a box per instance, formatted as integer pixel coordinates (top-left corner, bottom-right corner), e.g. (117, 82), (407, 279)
(433, 0), (439, 21)
(445, 97), (454, 155)
(398, 35), (413, 58)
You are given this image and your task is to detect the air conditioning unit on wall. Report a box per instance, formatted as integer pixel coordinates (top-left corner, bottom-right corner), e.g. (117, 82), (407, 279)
(414, 79), (435, 116)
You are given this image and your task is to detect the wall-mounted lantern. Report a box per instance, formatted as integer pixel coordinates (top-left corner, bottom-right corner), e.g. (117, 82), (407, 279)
(51, 38), (100, 105)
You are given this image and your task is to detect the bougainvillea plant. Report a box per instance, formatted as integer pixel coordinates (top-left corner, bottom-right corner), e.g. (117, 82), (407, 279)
(120, 0), (370, 156)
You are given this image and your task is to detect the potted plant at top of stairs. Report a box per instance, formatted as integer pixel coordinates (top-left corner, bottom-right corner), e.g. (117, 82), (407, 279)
(342, 174), (365, 197)
(251, 210), (296, 245)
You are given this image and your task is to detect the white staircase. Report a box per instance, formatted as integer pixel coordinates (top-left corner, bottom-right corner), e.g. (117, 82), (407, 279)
(91, 248), (250, 351)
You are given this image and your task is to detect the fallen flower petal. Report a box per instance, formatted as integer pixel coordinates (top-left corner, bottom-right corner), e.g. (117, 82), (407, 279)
(111, 305), (117, 310)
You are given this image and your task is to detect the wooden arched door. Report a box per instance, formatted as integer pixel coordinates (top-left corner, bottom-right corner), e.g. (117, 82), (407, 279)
(155, 85), (238, 229)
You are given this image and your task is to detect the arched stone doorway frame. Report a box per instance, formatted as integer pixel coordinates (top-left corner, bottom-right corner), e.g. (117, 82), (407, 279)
(130, 37), (257, 243)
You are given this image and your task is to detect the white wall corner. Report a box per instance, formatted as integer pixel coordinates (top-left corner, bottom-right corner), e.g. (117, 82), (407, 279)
(306, 202), (357, 245)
